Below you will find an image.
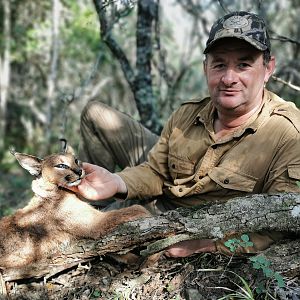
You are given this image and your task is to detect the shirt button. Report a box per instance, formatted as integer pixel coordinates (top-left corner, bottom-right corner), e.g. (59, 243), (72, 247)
(179, 188), (183, 192)
(224, 178), (230, 184)
(172, 164), (176, 169)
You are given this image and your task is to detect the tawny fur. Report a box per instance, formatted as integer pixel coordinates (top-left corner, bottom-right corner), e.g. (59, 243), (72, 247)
(0, 150), (150, 269)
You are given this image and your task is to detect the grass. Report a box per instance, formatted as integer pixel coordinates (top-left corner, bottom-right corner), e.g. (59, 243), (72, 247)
(217, 271), (255, 300)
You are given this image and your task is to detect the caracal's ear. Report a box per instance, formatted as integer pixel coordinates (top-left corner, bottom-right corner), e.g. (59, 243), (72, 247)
(65, 145), (75, 156)
(10, 148), (43, 176)
(60, 138), (75, 156)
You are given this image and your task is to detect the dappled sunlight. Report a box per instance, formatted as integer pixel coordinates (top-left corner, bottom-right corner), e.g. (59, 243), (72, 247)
(1, 0), (299, 298)
(0, 149), (150, 270)
(102, 110), (124, 131)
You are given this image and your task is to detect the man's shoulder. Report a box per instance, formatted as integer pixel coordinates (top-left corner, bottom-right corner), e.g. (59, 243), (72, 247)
(268, 91), (300, 133)
(168, 96), (211, 125)
(181, 96), (210, 107)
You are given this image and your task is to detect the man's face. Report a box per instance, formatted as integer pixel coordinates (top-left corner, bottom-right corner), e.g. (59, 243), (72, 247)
(204, 38), (275, 116)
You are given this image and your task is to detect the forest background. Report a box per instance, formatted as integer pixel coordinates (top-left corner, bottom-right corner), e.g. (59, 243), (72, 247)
(0, 0), (299, 216)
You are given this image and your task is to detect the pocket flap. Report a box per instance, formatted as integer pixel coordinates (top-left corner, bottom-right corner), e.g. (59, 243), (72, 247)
(288, 165), (300, 180)
(168, 153), (194, 175)
(209, 167), (257, 192)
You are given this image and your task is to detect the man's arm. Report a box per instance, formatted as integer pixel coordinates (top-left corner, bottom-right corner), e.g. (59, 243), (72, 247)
(263, 130), (300, 193)
(67, 110), (176, 201)
(67, 162), (128, 200)
(116, 112), (176, 200)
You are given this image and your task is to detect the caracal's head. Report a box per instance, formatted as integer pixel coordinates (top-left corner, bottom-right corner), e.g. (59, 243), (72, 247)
(11, 145), (85, 188)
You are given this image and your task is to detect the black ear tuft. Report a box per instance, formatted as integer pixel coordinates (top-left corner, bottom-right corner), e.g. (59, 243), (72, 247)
(60, 138), (67, 154)
(59, 138), (75, 156)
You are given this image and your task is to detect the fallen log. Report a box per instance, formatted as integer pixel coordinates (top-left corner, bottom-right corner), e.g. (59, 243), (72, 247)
(1, 193), (300, 283)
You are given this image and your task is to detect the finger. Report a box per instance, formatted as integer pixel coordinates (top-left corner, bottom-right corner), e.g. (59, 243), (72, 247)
(77, 181), (101, 200)
(66, 185), (79, 193)
(82, 162), (97, 174)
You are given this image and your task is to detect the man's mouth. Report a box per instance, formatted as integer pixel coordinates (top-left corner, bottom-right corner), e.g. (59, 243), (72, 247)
(219, 89), (240, 95)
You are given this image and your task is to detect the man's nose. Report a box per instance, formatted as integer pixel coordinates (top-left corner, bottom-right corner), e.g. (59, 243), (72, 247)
(221, 69), (238, 86)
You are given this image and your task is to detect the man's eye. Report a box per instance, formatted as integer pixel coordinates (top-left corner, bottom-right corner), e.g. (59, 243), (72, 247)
(213, 64), (225, 69)
(239, 63), (250, 68)
(55, 164), (69, 169)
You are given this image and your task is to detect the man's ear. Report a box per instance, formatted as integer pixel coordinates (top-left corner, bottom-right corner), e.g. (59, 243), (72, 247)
(203, 59), (208, 76)
(264, 56), (276, 83)
(11, 149), (43, 176)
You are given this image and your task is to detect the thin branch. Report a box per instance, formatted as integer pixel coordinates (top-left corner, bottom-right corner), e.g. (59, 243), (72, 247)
(217, 0), (230, 13)
(269, 31), (300, 46)
(93, 0), (136, 91)
(272, 75), (300, 92)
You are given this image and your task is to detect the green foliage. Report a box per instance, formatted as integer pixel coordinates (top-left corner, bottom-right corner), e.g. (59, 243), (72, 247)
(249, 256), (285, 293)
(0, 171), (32, 217)
(224, 234), (254, 252)
(62, 4), (100, 56)
(296, 181), (300, 188)
(24, 24), (50, 56)
(91, 289), (102, 298)
(224, 235), (286, 296)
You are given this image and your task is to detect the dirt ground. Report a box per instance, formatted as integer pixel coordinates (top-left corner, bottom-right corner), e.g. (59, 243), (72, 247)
(2, 251), (300, 300)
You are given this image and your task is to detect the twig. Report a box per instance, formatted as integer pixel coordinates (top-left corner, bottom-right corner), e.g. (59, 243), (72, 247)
(197, 267), (223, 272)
(269, 31), (300, 46)
(272, 75), (300, 92)
(0, 270), (7, 298)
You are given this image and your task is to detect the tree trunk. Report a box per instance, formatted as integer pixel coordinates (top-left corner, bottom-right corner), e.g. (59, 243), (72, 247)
(134, 0), (161, 133)
(45, 0), (61, 149)
(0, 0), (11, 156)
(93, 0), (162, 134)
(1, 193), (299, 283)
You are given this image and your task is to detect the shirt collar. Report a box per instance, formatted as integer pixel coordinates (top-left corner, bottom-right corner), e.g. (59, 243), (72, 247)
(194, 89), (273, 134)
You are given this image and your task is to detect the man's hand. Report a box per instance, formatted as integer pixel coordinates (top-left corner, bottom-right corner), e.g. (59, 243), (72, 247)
(67, 162), (127, 200)
(164, 239), (217, 258)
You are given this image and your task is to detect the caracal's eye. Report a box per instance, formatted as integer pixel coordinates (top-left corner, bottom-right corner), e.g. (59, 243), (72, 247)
(75, 158), (80, 165)
(55, 164), (69, 169)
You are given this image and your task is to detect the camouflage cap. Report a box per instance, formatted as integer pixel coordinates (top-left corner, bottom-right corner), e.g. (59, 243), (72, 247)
(204, 11), (271, 54)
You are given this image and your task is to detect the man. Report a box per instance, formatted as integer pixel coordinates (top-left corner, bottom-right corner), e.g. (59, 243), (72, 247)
(69, 11), (300, 256)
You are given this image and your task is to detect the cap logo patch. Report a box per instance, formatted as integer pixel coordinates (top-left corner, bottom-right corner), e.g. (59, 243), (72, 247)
(223, 16), (249, 29)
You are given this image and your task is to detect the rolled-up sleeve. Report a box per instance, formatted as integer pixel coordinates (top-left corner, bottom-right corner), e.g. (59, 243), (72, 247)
(117, 113), (175, 199)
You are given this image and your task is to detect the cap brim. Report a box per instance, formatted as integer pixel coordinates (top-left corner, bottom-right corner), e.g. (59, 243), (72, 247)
(203, 35), (268, 54)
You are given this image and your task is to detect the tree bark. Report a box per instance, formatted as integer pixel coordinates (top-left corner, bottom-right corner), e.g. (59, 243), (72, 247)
(0, 0), (11, 156)
(1, 193), (299, 283)
(45, 0), (61, 149)
(135, 0), (160, 132)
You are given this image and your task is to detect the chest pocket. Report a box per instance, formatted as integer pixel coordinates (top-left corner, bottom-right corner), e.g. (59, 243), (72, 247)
(168, 153), (195, 180)
(208, 166), (258, 192)
(288, 164), (300, 181)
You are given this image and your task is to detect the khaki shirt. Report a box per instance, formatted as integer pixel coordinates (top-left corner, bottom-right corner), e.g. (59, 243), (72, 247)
(118, 89), (300, 208)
